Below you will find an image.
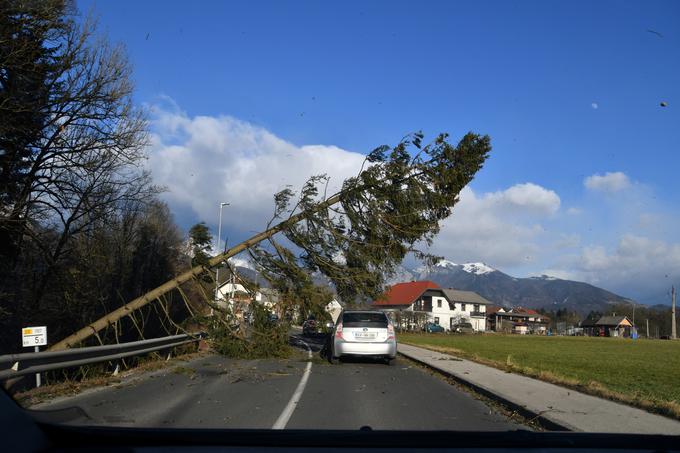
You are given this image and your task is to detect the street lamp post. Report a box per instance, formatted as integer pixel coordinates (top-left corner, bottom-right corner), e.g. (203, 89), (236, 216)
(214, 202), (229, 312)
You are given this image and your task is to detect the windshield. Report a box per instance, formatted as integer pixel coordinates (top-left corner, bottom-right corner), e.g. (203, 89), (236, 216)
(1, 0), (679, 440)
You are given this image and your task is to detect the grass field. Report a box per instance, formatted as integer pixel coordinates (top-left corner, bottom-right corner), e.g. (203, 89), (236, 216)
(399, 333), (680, 419)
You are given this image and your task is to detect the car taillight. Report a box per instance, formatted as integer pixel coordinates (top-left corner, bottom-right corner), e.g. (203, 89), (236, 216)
(387, 323), (395, 340)
(335, 322), (343, 339)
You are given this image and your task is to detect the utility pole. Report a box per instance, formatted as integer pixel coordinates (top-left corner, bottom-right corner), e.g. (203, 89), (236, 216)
(672, 286), (677, 340)
(631, 302), (636, 328)
(646, 319), (649, 339)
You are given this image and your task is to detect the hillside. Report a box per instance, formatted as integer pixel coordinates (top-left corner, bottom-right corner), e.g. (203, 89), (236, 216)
(224, 256), (633, 315)
(398, 260), (633, 314)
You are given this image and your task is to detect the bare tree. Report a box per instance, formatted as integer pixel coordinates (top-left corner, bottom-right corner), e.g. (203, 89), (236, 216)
(0, 1), (152, 307)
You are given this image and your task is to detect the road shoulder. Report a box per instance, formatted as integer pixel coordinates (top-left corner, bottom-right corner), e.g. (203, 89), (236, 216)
(398, 343), (680, 435)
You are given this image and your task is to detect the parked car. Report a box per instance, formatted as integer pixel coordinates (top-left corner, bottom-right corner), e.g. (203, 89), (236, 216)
(452, 322), (474, 334)
(329, 310), (397, 365)
(423, 322), (445, 333)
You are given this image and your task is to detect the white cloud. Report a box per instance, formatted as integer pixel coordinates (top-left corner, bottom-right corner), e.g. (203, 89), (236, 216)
(537, 268), (577, 281)
(488, 182), (560, 214)
(549, 235), (680, 301)
(591, 102), (599, 109)
(147, 102), (366, 234)
(428, 183), (560, 268)
(146, 100), (679, 304)
(584, 171), (631, 193)
(147, 101), (563, 272)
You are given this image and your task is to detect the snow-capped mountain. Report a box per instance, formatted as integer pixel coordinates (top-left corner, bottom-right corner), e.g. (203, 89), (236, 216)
(223, 254), (632, 314)
(408, 260), (631, 315)
(461, 262), (495, 275)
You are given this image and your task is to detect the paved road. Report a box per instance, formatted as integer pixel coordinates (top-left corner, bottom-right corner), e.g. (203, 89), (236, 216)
(32, 335), (525, 431)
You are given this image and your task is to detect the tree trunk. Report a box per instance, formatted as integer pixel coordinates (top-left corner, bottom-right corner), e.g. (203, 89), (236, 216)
(48, 191), (344, 350)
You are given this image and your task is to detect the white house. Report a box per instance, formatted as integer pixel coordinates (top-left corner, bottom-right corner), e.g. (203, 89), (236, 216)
(215, 276), (261, 313)
(373, 281), (491, 332)
(441, 288), (489, 332)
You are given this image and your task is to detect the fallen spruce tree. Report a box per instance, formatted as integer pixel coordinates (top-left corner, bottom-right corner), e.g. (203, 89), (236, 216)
(50, 131), (491, 356)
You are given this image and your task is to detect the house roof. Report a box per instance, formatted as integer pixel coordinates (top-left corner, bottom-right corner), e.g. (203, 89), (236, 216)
(486, 305), (505, 315)
(218, 282), (249, 294)
(495, 307), (550, 322)
(580, 318), (599, 328)
(441, 289), (492, 305)
(373, 281), (441, 306)
(511, 307), (540, 315)
(596, 315), (633, 327)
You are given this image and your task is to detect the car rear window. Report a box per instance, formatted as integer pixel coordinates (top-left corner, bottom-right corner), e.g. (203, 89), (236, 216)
(342, 312), (388, 328)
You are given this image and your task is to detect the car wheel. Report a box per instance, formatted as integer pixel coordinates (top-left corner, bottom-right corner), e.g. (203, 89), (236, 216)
(384, 357), (394, 366)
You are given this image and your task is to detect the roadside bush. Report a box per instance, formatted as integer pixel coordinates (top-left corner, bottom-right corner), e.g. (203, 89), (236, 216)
(210, 302), (291, 359)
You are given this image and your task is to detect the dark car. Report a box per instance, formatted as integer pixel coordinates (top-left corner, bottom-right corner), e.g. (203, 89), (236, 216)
(452, 322), (474, 334)
(423, 322), (445, 333)
(302, 316), (318, 336)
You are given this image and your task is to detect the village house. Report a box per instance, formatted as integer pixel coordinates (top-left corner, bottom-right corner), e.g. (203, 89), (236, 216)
(581, 315), (635, 338)
(486, 306), (550, 334)
(372, 281), (491, 332)
(442, 289), (490, 332)
(215, 278), (258, 314)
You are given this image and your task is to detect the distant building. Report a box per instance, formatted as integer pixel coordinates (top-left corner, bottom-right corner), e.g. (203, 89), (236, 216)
(441, 289), (490, 332)
(579, 317), (600, 336)
(488, 307), (550, 334)
(216, 280), (254, 312)
(215, 274), (263, 315)
(580, 315), (635, 337)
(372, 281), (491, 332)
(486, 306), (506, 331)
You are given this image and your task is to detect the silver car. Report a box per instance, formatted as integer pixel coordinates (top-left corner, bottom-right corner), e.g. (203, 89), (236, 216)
(330, 310), (397, 365)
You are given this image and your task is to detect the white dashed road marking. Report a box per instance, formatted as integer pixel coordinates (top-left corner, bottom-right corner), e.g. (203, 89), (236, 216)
(272, 338), (312, 429)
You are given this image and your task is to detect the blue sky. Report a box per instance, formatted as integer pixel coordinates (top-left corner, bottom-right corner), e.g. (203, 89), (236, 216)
(80, 0), (680, 303)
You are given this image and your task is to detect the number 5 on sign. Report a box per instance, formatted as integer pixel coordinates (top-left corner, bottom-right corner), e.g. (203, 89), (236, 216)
(22, 326), (47, 347)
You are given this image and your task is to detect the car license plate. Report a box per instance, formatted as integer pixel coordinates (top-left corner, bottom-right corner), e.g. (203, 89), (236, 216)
(354, 332), (376, 339)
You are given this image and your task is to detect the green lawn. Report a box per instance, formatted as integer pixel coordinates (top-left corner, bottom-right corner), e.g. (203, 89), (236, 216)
(399, 333), (680, 418)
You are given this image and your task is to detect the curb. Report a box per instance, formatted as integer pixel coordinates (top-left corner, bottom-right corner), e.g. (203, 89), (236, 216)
(398, 350), (575, 432)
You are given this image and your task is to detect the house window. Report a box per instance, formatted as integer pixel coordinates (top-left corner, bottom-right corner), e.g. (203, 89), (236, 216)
(474, 304), (479, 312)
(437, 300), (442, 308)
(461, 303), (466, 311)
(434, 317), (440, 325)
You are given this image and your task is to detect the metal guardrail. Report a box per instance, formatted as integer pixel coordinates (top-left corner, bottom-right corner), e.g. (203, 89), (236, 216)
(0, 332), (206, 380)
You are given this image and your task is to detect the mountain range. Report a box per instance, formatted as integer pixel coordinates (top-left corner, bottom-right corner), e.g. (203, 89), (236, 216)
(394, 260), (632, 315)
(226, 257), (633, 315)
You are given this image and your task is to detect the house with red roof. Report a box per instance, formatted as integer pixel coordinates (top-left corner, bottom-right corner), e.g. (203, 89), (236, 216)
(373, 281), (490, 332)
